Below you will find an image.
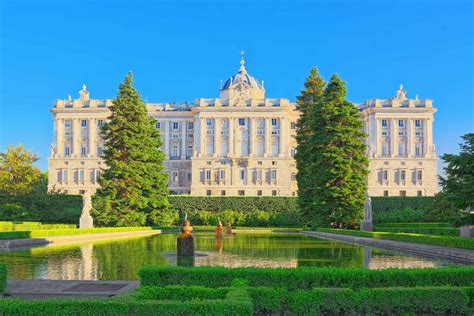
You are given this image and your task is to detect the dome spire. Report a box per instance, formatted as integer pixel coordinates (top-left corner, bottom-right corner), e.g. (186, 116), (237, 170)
(239, 50), (246, 72)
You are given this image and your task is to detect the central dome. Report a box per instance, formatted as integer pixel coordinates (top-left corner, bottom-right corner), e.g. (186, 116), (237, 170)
(221, 64), (263, 90)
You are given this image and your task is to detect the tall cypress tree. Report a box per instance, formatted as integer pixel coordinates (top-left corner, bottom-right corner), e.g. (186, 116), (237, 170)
(307, 74), (368, 228)
(92, 72), (169, 227)
(295, 68), (326, 224)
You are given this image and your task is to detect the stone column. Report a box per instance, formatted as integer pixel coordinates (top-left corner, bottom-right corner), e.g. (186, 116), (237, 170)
(88, 118), (95, 156)
(73, 119), (81, 156)
(391, 119), (397, 157)
(250, 118), (257, 157)
(200, 117), (205, 157)
(265, 117), (271, 157)
(164, 121), (170, 159)
(280, 117), (287, 157)
(181, 121), (187, 160)
(214, 118), (220, 158)
(228, 117), (234, 157)
(57, 118), (64, 157)
(426, 118), (433, 157)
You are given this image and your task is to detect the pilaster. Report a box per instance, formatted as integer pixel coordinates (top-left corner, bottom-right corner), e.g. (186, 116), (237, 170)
(181, 121), (187, 160)
(89, 118), (96, 156)
(57, 118), (64, 157)
(73, 118), (81, 156)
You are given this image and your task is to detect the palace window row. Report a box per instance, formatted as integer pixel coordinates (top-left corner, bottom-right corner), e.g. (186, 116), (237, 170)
(56, 168), (101, 184)
(379, 169), (423, 184)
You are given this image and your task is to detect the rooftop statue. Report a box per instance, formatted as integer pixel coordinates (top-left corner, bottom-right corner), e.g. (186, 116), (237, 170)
(396, 84), (407, 100)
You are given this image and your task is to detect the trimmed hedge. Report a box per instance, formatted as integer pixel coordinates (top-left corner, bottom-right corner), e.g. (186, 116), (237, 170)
(317, 228), (474, 249)
(0, 298), (253, 316)
(287, 286), (472, 315)
(247, 287), (287, 314)
(0, 227), (153, 240)
(0, 221), (75, 231)
(139, 266), (474, 290)
(374, 226), (460, 236)
(371, 196), (435, 212)
(375, 222), (450, 228)
(136, 285), (227, 301)
(0, 263), (6, 294)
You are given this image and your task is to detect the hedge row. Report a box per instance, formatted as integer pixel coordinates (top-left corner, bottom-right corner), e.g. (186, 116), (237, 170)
(375, 227), (460, 236)
(371, 196), (435, 212)
(375, 222), (450, 228)
(0, 263), (6, 294)
(317, 228), (474, 249)
(0, 221), (76, 232)
(0, 227), (152, 240)
(0, 298), (253, 316)
(136, 285), (227, 301)
(288, 286), (473, 315)
(139, 266), (474, 290)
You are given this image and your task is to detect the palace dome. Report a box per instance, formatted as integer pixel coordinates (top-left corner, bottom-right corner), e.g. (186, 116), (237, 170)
(222, 65), (263, 90)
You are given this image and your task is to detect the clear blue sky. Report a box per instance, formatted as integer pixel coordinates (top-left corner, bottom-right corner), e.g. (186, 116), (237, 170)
(0, 0), (472, 172)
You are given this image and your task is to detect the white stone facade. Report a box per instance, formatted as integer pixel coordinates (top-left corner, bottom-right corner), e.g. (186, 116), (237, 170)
(48, 62), (437, 197)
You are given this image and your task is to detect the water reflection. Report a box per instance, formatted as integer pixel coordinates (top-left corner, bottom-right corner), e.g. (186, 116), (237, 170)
(0, 233), (461, 280)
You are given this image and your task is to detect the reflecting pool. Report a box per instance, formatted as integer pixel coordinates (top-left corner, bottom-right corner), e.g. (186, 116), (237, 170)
(0, 233), (462, 280)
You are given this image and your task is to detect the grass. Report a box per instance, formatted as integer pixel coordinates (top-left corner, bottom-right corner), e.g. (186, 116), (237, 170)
(0, 227), (154, 240)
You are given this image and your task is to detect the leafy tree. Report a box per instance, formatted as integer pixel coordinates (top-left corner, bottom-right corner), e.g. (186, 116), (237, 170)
(0, 144), (41, 196)
(92, 72), (169, 227)
(295, 68), (326, 223)
(439, 133), (474, 224)
(306, 74), (368, 228)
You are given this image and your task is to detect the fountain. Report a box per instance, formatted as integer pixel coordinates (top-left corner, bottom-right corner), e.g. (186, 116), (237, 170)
(216, 220), (223, 238)
(176, 213), (195, 266)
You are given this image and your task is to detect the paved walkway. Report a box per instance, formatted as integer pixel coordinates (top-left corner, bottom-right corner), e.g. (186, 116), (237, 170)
(5, 280), (139, 300)
(303, 230), (474, 264)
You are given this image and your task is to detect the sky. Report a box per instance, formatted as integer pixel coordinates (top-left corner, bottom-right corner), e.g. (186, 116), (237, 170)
(0, 0), (472, 172)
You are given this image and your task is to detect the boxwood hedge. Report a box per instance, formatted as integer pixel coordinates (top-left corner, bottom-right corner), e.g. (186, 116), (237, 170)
(0, 263), (6, 294)
(0, 227), (153, 240)
(139, 266), (474, 290)
(374, 226), (460, 236)
(317, 228), (474, 249)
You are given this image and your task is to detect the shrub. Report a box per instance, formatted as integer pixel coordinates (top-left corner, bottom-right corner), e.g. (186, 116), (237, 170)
(375, 222), (450, 228)
(371, 196), (435, 212)
(0, 221), (76, 232)
(373, 207), (428, 223)
(287, 286), (471, 315)
(374, 227), (460, 236)
(0, 263), (6, 294)
(136, 285), (227, 301)
(317, 228), (474, 249)
(0, 227), (152, 240)
(247, 287), (287, 314)
(139, 266), (474, 290)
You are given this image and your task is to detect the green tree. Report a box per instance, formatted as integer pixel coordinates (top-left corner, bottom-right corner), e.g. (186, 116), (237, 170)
(439, 133), (474, 223)
(295, 67), (326, 223)
(92, 72), (169, 227)
(306, 74), (368, 228)
(0, 144), (41, 196)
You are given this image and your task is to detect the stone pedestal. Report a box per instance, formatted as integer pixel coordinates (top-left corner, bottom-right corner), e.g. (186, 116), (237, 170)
(360, 220), (373, 232)
(460, 225), (474, 238)
(177, 255), (195, 267)
(177, 235), (195, 257)
(80, 215), (94, 229)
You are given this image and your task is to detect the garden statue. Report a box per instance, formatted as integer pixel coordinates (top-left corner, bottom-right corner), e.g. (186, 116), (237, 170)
(177, 212), (195, 257)
(79, 192), (94, 228)
(216, 220), (223, 238)
(226, 222), (232, 234)
(360, 194), (373, 232)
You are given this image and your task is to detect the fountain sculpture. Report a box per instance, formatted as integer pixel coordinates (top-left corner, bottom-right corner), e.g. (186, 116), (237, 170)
(177, 213), (195, 257)
(216, 220), (223, 238)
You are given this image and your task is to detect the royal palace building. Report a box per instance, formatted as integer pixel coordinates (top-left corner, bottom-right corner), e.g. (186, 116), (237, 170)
(48, 56), (438, 196)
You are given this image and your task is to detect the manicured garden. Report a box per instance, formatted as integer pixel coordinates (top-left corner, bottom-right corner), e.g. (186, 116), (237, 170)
(1, 265), (472, 315)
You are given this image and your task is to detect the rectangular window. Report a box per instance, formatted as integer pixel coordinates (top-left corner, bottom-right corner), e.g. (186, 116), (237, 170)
(238, 118), (245, 126)
(291, 173), (296, 181)
(271, 170), (277, 181)
(415, 119), (422, 128)
(272, 190), (277, 196)
(415, 143), (423, 157)
(417, 170), (423, 181)
(205, 170), (211, 180)
(399, 190), (406, 197)
(90, 169), (95, 182)
(172, 146), (179, 157)
(79, 170), (84, 181)
(206, 119), (213, 127)
(383, 170), (388, 181)
(95, 170), (100, 180)
(221, 190), (226, 196)
(63, 170), (68, 182)
(173, 122), (179, 130)
(219, 170), (225, 180)
(65, 120), (72, 128)
(81, 146), (87, 156)
(187, 122), (194, 130)
(400, 170), (406, 181)
(398, 119), (405, 128)
(290, 122), (296, 129)
(172, 171), (178, 182)
(271, 118), (277, 126)
(97, 119), (104, 127)
(238, 190), (245, 196)
(381, 119), (388, 128)
(206, 190), (211, 196)
(417, 190), (423, 196)
(156, 122), (161, 129)
(81, 120), (88, 127)
(65, 146), (71, 156)
(97, 147), (104, 156)
(257, 190), (262, 196)
(240, 168), (246, 180)
(187, 146), (193, 157)
(383, 190), (389, 197)
(291, 148), (296, 157)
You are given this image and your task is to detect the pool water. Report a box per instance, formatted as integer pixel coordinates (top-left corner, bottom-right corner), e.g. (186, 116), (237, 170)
(0, 233), (461, 280)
